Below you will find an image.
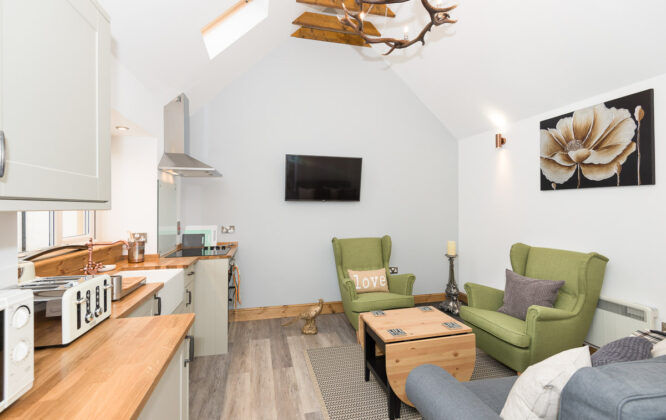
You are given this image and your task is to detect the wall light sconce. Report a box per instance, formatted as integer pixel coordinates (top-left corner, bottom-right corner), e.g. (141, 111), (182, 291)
(495, 133), (507, 148)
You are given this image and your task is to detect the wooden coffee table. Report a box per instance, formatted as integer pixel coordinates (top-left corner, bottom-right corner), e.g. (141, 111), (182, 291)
(358, 306), (476, 419)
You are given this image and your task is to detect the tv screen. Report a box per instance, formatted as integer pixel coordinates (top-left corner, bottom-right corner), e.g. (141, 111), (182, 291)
(285, 155), (362, 201)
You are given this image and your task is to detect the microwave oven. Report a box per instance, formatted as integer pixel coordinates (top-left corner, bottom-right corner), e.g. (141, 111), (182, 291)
(0, 289), (34, 413)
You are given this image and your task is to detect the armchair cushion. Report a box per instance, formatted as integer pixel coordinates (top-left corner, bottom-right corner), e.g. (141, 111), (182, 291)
(461, 307), (531, 348)
(498, 269), (564, 320)
(347, 292), (414, 313)
(347, 268), (389, 293)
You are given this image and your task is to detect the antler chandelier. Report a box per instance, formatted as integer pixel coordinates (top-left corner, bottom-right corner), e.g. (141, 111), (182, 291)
(339, 0), (457, 55)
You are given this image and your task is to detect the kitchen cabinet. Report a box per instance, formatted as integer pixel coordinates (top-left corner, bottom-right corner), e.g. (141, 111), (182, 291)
(0, 0), (111, 210)
(138, 336), (191, 420)
(127, 295), (157, 318)
(184, 266), (195, 314)
(193, 259), (229, 356)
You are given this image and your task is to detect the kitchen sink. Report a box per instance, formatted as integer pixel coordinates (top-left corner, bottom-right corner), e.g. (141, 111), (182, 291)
(117, 269), (184, 315)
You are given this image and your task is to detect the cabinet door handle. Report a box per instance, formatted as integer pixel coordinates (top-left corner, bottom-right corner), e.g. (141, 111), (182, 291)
(184, 335), (194, 367)
(154, 295), (161, 316)
(187, 290), (192, 305)
(0, 130), (6, 178)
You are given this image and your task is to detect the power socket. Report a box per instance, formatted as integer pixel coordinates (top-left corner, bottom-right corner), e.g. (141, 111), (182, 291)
(389, 267), (399, 274)
(221, 225), (235, 233)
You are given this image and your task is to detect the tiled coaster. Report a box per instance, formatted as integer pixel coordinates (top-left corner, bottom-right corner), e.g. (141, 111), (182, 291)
(443, 321), (462, 329)
(419, 306), (433, 312)
(387, 328), (406, 337)
(371, 310), (385, 316)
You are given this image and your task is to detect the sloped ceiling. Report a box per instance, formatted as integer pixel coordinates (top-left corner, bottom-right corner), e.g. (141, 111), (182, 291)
(100, 0), (666, 138)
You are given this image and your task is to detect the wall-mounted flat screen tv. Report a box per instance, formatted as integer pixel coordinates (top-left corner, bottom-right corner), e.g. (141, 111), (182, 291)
(285, 155), (362, 201)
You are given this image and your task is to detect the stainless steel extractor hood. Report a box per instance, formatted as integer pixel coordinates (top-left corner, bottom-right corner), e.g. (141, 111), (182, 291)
(159, 93), (221, 177)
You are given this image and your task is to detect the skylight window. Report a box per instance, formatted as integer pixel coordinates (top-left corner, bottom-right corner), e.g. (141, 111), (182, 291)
(201, 0), (269, 59)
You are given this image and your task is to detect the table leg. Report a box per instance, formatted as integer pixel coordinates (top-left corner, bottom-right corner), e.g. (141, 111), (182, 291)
(364, 328), (373, 382)
(389, 386), (401, 419)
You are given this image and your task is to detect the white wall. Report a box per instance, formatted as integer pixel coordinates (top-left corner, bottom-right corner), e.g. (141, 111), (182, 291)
(459, 73), (666, 323)
(182, 38), (459, 308)
(110, 56), (164, 142)
(96, 136), (159, 253)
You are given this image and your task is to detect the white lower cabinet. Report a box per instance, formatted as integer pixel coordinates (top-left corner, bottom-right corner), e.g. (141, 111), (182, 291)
(138, 336), (191, 420)
(193, 259), (229, 356)
(127, 295), (156, 317)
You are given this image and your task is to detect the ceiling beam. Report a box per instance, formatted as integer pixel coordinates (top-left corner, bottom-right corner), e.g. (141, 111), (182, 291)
(291, 27), (371, 47)
(296, 0), (395, 18)
(293, 12), (381, 36)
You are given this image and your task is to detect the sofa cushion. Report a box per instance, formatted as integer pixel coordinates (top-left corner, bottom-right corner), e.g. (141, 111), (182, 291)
(501, 346), (591, 420)
(348, 292), (413, 313)
(653, 339), (666, 358)
(498, 269), (564, 320)
(460, 306), (531, 348)
(591, 336), (653, 367)
(462, 376), (517, 414)
(560, 355), (666, 420)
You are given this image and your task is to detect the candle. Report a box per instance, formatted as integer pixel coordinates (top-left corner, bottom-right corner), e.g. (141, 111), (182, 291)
(447, 241), (456, 256)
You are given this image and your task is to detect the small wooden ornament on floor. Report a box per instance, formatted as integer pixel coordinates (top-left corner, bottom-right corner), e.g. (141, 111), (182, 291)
(281, 298), (324, 334)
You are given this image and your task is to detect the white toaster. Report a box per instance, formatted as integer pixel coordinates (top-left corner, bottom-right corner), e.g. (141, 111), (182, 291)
(19, 275), (112, 348)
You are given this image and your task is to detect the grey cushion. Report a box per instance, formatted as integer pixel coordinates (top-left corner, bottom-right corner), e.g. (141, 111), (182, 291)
(559, 355), (666, 420)
(591, 336), (653, 367)
(498, 269), (564, 320)
(462, 376), (517, 414)
(406, 364), (502, 420)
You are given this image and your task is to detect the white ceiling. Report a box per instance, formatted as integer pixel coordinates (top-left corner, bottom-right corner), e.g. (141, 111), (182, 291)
(100, 0), (666, 138)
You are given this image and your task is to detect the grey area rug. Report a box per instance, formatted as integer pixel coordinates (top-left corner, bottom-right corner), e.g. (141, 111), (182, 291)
(305, 344), (515, 420)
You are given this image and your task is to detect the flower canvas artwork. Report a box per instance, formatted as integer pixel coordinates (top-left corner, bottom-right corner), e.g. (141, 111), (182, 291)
(540, 89), (654, 191)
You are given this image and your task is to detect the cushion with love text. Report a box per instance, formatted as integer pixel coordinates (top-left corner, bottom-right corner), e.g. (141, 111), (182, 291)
(347, 268), (390, 294)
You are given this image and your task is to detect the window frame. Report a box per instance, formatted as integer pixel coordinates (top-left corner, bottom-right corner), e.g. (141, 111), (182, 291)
(18, 210), (96, 254)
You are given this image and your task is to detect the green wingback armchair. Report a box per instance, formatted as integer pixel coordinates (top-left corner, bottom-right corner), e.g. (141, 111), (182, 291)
(460, 243), (608, 372)
(332, 236), (415, 330)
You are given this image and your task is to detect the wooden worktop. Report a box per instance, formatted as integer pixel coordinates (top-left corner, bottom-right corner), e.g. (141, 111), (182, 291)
(1, 314), (195, 420)
(111, 243), (237, 273)
(111, 282), (164, 319)
(112, 255), (199, 272)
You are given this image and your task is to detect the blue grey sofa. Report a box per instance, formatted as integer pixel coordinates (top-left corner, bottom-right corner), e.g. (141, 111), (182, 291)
(406, 355), (666, 420)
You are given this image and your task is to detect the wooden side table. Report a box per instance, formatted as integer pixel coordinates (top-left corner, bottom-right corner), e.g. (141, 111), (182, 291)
(359, 307), (476, 419)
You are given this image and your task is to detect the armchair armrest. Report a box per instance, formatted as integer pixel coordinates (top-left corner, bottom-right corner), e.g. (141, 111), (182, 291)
(406, 365), (501, 420)
(464, 283), (505, 311)
(341, 278), (358, 300)
(526, 306), (583, 363)
(388, 273), (415, 296)
(526, 306), (577, 323)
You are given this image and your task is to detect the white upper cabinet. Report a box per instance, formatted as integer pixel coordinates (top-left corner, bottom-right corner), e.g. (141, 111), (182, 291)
(0, 0), (111, 210)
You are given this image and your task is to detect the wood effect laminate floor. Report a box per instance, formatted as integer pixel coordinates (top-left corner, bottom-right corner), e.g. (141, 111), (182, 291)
(189, 313), (358, 420)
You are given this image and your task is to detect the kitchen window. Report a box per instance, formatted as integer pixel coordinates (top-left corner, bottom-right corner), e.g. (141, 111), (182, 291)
(17, 211), (96, 253)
